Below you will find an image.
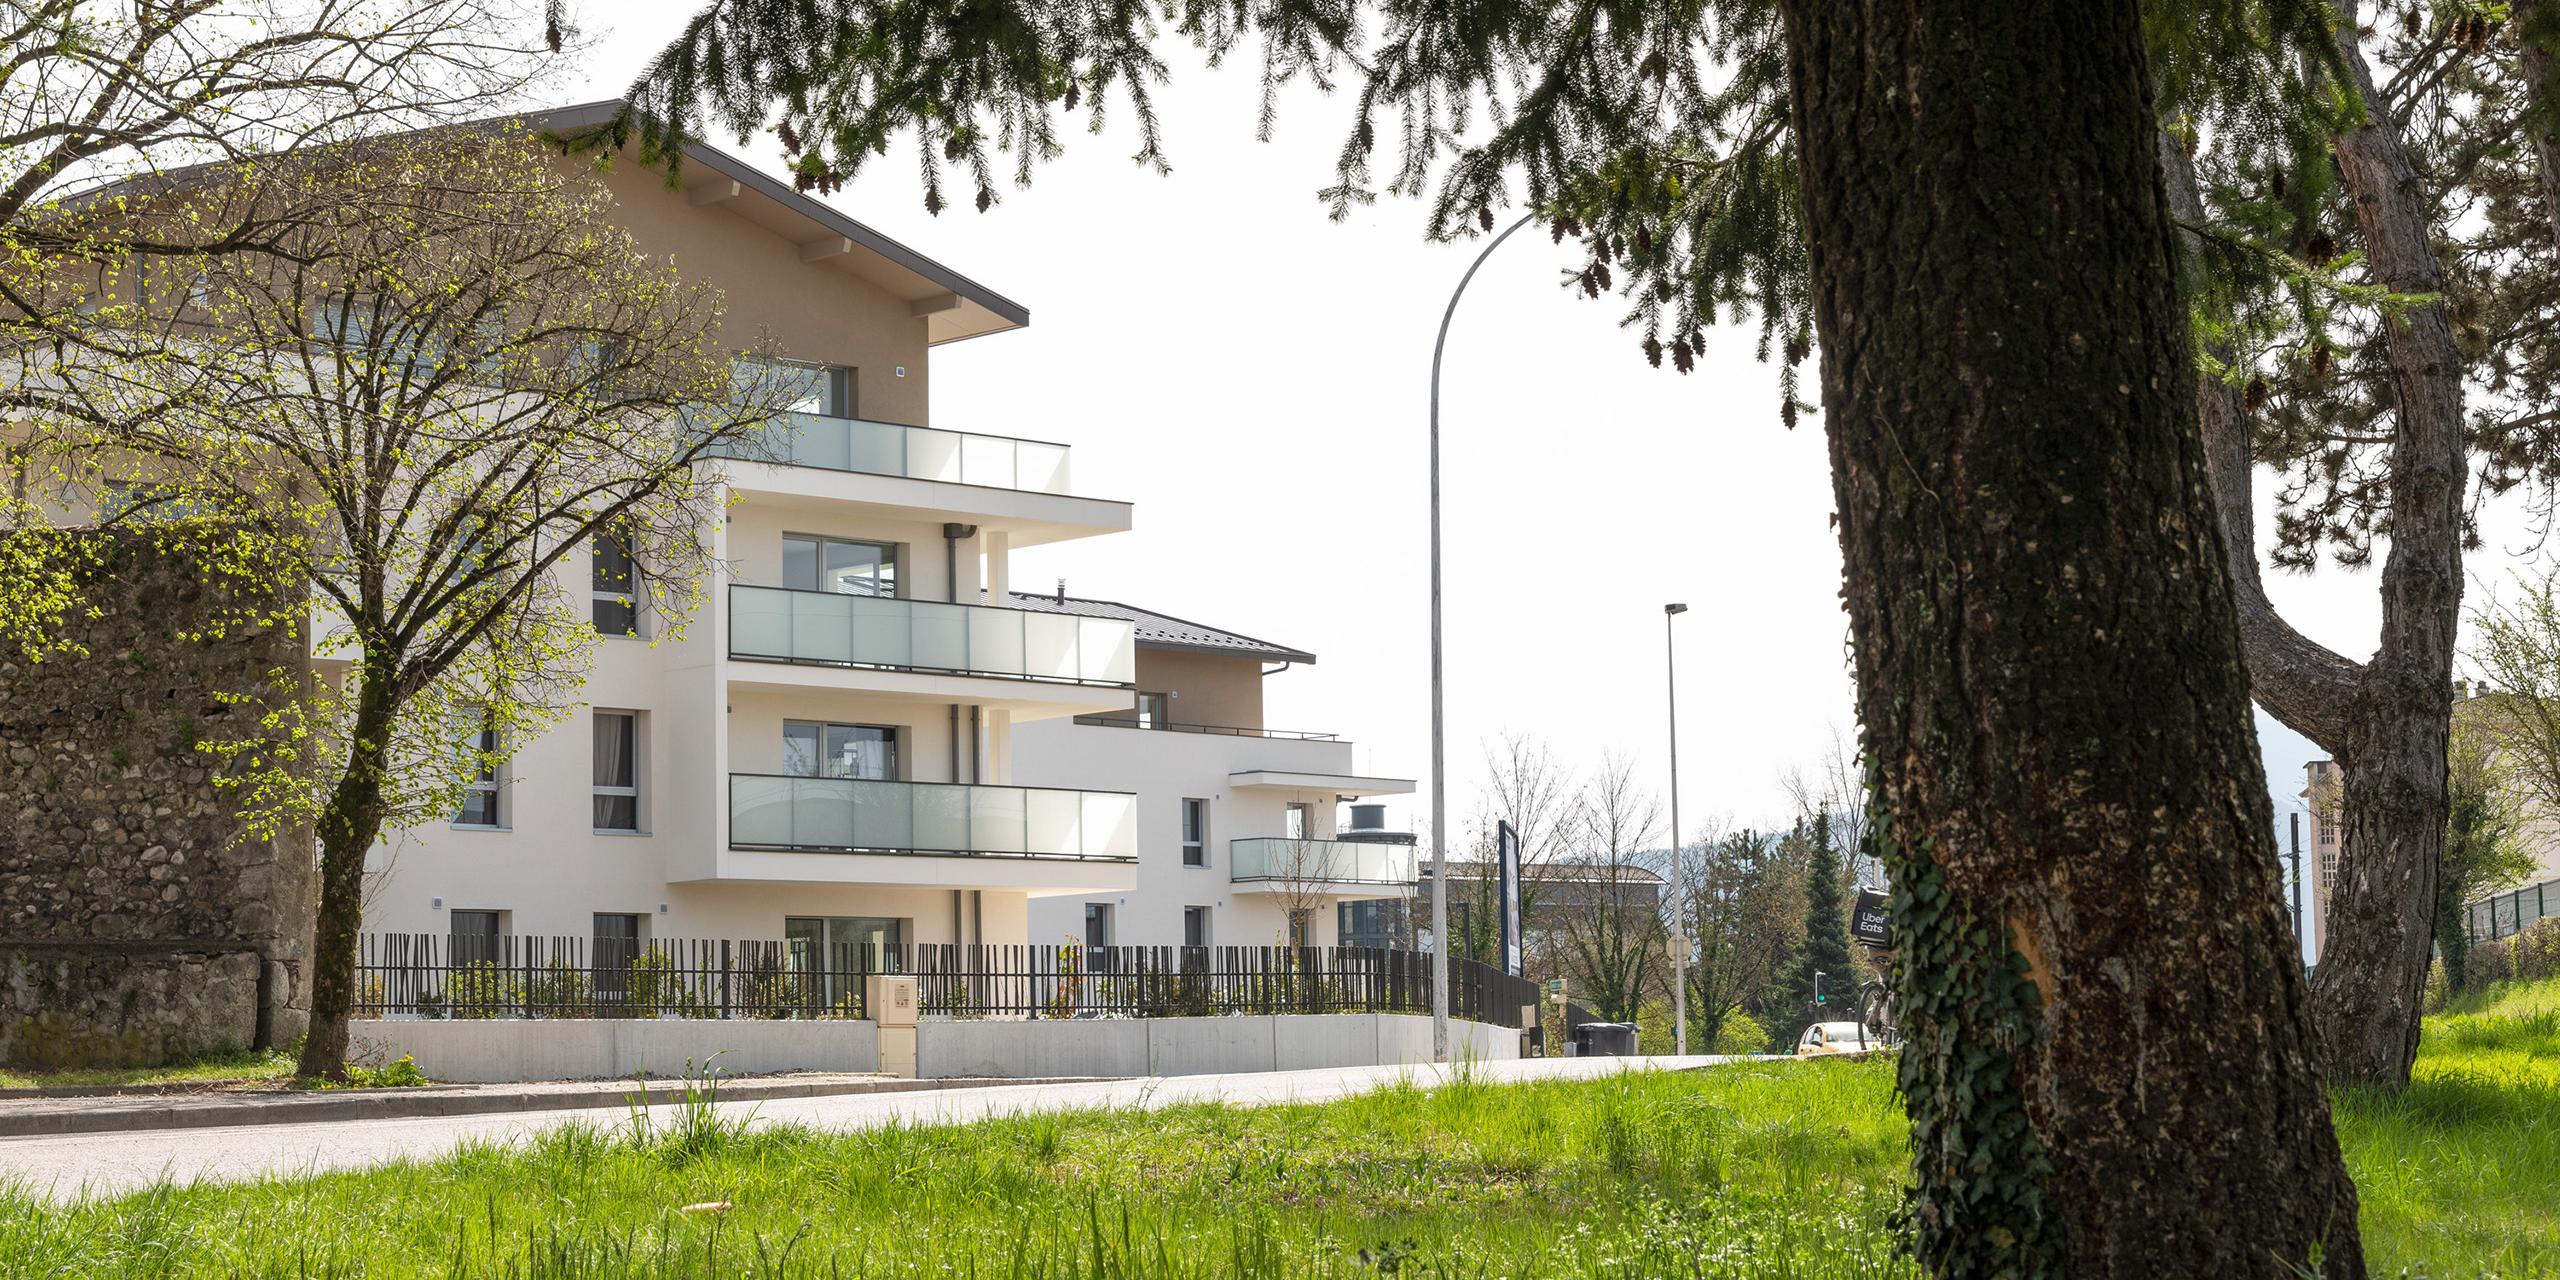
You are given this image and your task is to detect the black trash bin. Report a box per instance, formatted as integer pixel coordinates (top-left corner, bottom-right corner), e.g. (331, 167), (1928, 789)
(1570, 1021), (1640, 1057)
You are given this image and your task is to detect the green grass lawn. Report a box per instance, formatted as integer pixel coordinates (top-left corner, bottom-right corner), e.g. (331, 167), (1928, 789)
(0, 1048), (295, 1091)
(7, 980), (2555, 1278)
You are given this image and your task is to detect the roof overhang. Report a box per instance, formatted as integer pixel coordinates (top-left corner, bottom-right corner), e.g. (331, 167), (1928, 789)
(526, 102), (1028, 345)
(1227, 770), (1416, 797)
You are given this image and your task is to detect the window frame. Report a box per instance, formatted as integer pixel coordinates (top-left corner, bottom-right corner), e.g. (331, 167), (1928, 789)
(781, 531), (900, 598)
(1181, 798), (1209, 867)
(1183, 906), (1211, 949)
(454, 711), (504, 829)
(593, 710), (642, 833)
(591, 529), (643, 638)
(782, 720), (901, 781)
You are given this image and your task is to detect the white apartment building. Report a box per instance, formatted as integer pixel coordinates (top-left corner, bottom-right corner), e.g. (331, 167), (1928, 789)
(356, 103), (1147, 955)
(1011, 597), (1416, 951)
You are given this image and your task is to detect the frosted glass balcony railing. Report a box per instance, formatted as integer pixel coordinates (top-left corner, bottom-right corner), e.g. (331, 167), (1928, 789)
(1229, 838), (1419, 887)
(729, 586), (1136, 686)
(730, 775), (1138, 860)
(716, 411), (1072, 494)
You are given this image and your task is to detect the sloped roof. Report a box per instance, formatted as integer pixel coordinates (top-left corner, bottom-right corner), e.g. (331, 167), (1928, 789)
(1002, 591), (1316, 665)
(59, 99), (1027, 344)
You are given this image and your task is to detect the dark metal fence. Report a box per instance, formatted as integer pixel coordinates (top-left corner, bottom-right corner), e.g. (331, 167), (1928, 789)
(353, 934), (1542, 1028)
(2466, 877), (2560, 946)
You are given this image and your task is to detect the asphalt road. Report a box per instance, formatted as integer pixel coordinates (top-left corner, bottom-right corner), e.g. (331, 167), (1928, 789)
(1, 1054), (1742, 1203)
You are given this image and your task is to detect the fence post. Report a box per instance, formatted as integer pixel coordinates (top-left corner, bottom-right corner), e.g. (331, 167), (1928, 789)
(720, 940), (734, 1019)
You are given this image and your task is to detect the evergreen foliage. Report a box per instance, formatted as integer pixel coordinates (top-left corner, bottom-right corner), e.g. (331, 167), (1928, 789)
(1780, 810), (1854, 1042)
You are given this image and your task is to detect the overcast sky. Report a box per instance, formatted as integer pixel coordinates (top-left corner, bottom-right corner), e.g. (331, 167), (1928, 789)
(570, 8), (2541, 863)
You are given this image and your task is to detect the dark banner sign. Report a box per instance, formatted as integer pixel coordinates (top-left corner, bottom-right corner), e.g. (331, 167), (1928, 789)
(1852, 888), (1892, 948)
(1497, 819), (1523, 977)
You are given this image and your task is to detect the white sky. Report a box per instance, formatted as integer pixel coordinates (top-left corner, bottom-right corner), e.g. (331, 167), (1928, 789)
(567, 8), (2544, 855)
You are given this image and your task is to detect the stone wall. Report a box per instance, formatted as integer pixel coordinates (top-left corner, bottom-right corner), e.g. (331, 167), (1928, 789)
(1, 528), (313, 1069)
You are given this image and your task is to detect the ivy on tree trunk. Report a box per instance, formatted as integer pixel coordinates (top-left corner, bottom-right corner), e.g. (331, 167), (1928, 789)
(1777, 0), (2365, 1273)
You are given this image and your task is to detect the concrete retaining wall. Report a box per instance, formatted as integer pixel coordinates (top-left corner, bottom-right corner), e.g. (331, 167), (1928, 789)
(919, 1013), (1516, 1079)
(355, 1013), (1516, 1083)
(353, 1018), (881, 1084)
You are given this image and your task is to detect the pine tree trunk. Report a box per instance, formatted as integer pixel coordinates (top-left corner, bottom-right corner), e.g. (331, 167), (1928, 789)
(295, 687), (398, 1081)
(2303, 10), (2468, 1088)
(1777, 2), (2365, 1275)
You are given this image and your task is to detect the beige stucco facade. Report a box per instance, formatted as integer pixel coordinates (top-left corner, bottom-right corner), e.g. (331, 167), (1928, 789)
(325, 119), (1140, 951)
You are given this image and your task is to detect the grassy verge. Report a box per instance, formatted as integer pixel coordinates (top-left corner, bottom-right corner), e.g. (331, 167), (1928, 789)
(0, 1048), (295, 1091)
(2, 1059), (1915, 1278)
(2334, 976), (2560, 1275)
(8, 979), (2556, 1277)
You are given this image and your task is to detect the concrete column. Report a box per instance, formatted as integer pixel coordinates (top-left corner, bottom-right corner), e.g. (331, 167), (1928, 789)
(986, 709), (1012, 784)
(985, 529), (1011, 601)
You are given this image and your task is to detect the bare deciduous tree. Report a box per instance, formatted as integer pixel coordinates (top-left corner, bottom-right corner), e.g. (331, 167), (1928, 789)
(1553, 754), (1663, 1022)
(1, 0), (547, 335)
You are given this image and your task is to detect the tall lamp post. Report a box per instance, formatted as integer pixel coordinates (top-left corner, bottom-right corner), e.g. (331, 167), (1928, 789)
(1429, 210), (1536, 1063)
(1664, 602), (1689, 1055)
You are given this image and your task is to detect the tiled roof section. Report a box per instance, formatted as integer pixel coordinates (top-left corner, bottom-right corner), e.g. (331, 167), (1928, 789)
(1002, 592), (1317, 665)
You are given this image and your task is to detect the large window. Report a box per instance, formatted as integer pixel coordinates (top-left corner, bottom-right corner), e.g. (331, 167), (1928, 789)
(1183, 906), (1211, 949)
(1181, 798), (1209, 867)
(449, 909), (502, 966)
(786, 915), (905, 1004)
(455, 711), (503, 827)
(1286, 802), (1312, 841)
(1135, 691), (1170, 728)
(782, 721), (898, 780)
(782, 533), (897, 598)
(762, 358), (855, 417)
(592, 912), (644, 1000)
(592, 531), (640, 636)
(1083, 902), (1115, 949)
(593, 711), (640, 831)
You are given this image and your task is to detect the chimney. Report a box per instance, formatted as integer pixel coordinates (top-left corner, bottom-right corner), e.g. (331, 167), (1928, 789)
(1055, 578), (1066, 605)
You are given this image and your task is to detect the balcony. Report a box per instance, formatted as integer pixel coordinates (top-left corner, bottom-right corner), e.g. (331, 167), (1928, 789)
(729, 774), (1137, 861)
(730, 585), (1136, 687)
(720, 411), (1071, 494)
(1229, 838), (1419, 889)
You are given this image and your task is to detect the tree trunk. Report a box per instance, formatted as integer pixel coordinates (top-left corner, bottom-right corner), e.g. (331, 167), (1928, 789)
(2164, 13), (2466, 1091)
(1777, 2), (2365, 1275)
(294, 686), (398, 1080)
(2300, 12), (2469, 1087)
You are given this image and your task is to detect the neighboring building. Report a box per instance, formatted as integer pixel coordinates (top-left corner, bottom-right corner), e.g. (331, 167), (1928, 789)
(1014, 596), (1414, 950)
(2303, 680), (2560, 960)
(2301, 758), (2342, 963)
(1338, 859), (1666, 963)
(352, 102), (1148, 955)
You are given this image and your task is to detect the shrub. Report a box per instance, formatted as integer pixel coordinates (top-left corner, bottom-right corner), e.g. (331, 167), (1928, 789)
(446, 961), (518, 1019)
(2463, 917), (2560, 995)
(523, 961), (594, 1018)
(1714, 1012), (1770, 1057)
(309, 1054), (430, 1090)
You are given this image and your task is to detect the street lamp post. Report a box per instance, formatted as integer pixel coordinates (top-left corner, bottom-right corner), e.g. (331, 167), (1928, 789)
(1664, 602), (1689, 1056)
(1429, 210), (1536, 1063)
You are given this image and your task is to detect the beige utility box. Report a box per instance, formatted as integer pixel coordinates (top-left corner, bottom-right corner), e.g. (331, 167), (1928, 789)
(869, 974), (919, 1078)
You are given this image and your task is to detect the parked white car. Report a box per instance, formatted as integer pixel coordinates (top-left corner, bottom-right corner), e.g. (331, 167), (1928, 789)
(1796, 1020), (1882, 1056)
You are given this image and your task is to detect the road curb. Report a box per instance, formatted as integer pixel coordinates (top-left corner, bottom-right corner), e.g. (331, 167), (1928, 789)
(0, 1075), (1107, 1138)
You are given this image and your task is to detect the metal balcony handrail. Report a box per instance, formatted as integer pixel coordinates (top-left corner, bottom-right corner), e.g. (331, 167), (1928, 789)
(1070, 714), (1340, 741)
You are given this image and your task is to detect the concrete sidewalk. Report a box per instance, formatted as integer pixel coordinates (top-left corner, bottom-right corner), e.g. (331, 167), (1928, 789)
(0, 1072), (1089, 1138)
(0, 1054), (1745, 1203)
